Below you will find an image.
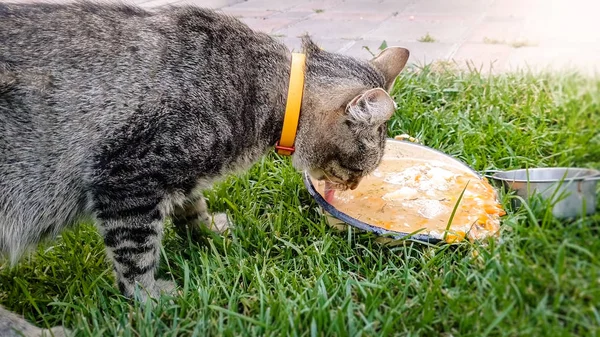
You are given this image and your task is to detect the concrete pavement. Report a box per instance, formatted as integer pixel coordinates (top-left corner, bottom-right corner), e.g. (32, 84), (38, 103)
(9, 0), (600, 74)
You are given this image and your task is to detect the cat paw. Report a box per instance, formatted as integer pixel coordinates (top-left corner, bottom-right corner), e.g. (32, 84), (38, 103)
(208, 213), (231, 234)
(132, 279), (177, 304)
(154, 279), (177, 296)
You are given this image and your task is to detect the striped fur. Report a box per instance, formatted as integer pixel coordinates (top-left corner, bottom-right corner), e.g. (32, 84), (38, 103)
(0, 1), (409, 334)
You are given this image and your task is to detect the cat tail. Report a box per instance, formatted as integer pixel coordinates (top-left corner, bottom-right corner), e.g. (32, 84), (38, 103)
(0, 305), (70, 337)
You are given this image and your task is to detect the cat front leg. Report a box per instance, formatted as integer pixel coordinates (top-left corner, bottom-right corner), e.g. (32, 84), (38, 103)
(171, 196), (231, 236)
(97, 210), (175, 301)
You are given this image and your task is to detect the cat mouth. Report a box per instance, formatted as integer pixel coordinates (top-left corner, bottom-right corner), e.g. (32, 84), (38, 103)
(323, 181), (346, 203)
(324, 180), (348, 191)
(309, 169), (363, 203)
(308, 170), (350, 190)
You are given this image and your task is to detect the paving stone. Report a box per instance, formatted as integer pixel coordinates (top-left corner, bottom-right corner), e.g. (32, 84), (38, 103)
(11, 0), (598, 74)
(290, 0), (343, 12)
(506, 46), (600, 74)
(403, 0), (494, 15)
(171, 0), (243, 8)
(327, 0), (413, 14)
(239, 16), (298, 33)
(277, 36), (354, 53)
(138, 0), (182, 8)
(268, 10), (314, 20)
(226, 0), (297, 11)
(366, 15), (475, 43)
(219, 8), (275, 18)
(520, 3), (600, 48)
(311, 10), (393, 22)
(451, 43), (513, 73)
(341, 40), (455, 65)
(338, 40), (391, 59)
(486, 0), (543, 19)
(274, 18), (382, 40)
(277, 36), (303, 52)
(466, 19), (526, 44)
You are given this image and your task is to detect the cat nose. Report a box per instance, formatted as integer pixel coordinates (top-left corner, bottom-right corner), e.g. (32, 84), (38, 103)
(348, 177), (362, 190)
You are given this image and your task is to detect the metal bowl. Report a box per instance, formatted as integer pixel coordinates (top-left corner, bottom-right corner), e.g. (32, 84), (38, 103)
(488, 167), (600, 219)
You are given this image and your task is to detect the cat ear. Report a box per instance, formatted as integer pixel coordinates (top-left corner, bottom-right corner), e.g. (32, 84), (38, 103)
(301, 34), (321, 56)
(346, 88), (396, 126)
(370, 47), (410, 91)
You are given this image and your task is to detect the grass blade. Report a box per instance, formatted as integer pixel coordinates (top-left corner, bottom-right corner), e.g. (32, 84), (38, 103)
(443, 180), (470, 242)
(208, 305), (268, 328)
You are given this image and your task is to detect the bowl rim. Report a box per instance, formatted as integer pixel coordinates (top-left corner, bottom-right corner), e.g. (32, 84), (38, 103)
(490, 167), (600, 183)
(302, 139), (486, 244)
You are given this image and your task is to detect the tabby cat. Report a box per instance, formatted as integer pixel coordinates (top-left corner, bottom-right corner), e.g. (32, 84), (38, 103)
(0, 1), (409, 335)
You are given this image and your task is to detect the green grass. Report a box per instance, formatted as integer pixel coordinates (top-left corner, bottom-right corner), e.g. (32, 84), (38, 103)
(2, 67), (600, 336)
(483, 37), (537, 48)
(418, 33), (436, 43)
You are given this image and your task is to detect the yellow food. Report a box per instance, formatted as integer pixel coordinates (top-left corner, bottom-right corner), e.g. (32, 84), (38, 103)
(313, 159), (504, 242)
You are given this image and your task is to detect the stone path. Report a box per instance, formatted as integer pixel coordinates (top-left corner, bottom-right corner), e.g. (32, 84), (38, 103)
(12, 0), (600, 74)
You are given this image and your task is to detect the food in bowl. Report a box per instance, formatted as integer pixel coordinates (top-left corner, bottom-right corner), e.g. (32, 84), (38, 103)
(312, 157), (505, 243)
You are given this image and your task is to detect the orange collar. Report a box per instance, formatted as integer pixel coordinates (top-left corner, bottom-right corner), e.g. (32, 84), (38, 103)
(275, 53), (306, 156)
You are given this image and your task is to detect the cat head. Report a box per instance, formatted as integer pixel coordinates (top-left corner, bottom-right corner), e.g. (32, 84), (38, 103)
(293, 37), (409, 191)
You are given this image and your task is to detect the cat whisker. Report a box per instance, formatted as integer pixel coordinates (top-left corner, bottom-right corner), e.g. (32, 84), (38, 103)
(321, 172), (349, 190)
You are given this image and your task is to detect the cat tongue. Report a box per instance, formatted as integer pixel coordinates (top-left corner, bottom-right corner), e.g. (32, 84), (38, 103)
(324, 181), (336, 203)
